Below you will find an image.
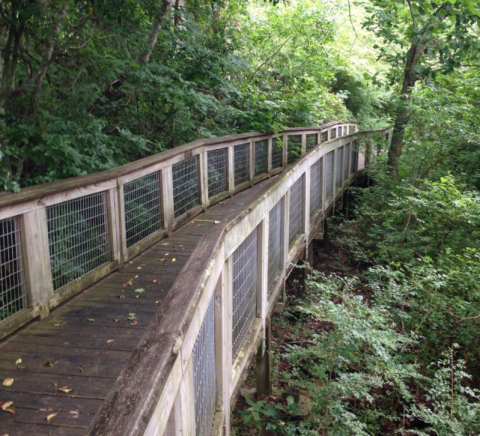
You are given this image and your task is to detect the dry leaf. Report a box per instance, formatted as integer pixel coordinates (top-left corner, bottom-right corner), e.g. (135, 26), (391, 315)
(1, 401), (13, 411)
(3, 378), (14, 387)
(107, 339), (115, 344)
(118, 294), (125, 299)
(113, 318), (120, 323)
(172, 258), (176, 262)
(124, 278), (134, 287)
(43, 360), (54, 367)
(15, 358), (22, 365)
(46, 413), (57, 421)
(87, 318), (95, 322)
(137, 267), (142, 270)
(58, 386), (73, 393)
(3, 408), (16, 415)
(152, 279), (157, 283)
(130, 320), (138, 326)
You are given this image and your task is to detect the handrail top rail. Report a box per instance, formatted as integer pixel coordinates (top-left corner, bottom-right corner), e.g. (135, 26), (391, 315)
(0, 121), (354, 208)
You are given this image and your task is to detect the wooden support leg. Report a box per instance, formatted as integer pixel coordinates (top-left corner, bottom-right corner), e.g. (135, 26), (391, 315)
(256, 318), (272, 396)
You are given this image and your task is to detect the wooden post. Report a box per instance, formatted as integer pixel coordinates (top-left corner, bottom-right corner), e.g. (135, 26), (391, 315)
(162, 167), (174, 235)
(267, 137), (273, 173)
(21, 208), (54, 319)
(228, 146), (235, 195)
(256, 317), (272, 396)
(282, 134), (288, 167)
(303, 170), (310, 239)
(301, 133), (306, 156)
(106, 187), (121, 265)
(117, 182), (128, 263)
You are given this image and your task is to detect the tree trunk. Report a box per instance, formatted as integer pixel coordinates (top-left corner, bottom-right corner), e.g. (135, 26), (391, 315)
(387, 43), (424, 179)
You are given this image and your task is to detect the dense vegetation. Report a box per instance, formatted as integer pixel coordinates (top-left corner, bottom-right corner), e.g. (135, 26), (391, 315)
(2, 0), (480, 434)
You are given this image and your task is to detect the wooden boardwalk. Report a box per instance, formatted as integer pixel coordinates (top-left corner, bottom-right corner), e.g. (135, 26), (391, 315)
(0, 180), (273, 436)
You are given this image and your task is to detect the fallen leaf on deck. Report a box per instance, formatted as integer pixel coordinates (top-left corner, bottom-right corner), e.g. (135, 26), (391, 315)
(159, 258), (165, 261)
(82, 290), (88, 294)
(127, 313), (136, 321)
(118, 294), (125, 299)
(58, 386), (73, 393)
(137, 267), (142, 270)
(152, 279), (157, 283)
(15, 358), (22, 365)
(130, 321), (138, 326)
(113, 318), (120, 323)
(107, 339), (115, 344)
(3, 378), (14, 387)
(124, 278), (134, 286)
(46, 413), (57, 421)
(3, 407), (16, 415)
(78, 365), (84, 373)
(54, 323), (62, 327)
(87, 318), (95, 322)
(43, 360), (54, 367)
(70, 410), (79, 417)
(135, 288), (145, 293)
(57, 382), (73, 392)
(1, 401), (13, 411)
(155, 300), (161, 304)
(172, 258), (176, 262)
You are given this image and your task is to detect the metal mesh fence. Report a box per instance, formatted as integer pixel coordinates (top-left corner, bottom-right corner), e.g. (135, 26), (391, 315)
(208, 149), (228, 198)
(272, 137), (283, 169)
(124, 172), (162, 248)
(310, 158), (323, 217)
(0, 217), (26, 322)
(289, 177), (303, 247)
(232, 228), (257, 358)
(330, 127), (337, 139)
(173, 156), (200, 218)
(267, 202), (281, 291)
(306, 133), (318, 151)
(234, 143), (250, 186)
(343, 143), (350, 183)
(352, 140), (359, 174)
(343, 126), (347, 136)
(321, 131), (328, 142)
(287, 135), (302, 164)
(47, 193), (111, 290)
(193, 295), (216, 436)
(349, 125), (355, 134)
(336, 146), (343, 191)
(326, 151), (334, 202)
(254, 140), (268, 176)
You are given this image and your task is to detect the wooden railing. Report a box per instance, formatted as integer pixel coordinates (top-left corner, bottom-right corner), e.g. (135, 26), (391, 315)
(0, 121), (356, 340)
(84, 125), (389, 436)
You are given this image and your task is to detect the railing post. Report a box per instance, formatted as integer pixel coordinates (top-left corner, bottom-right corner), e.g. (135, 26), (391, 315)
(321, 156), (326, 214)
(177, 357), (196, 434)
(301, 133), (306, 156)
(267, 137), (272, 173)
(21, 208), (54, 319)
(303, 168), (310, 238)
(282, 134), (288, 167)
(227, 146), (235, 194)
(200, 150), (209, 209)
(257, 217), (268, 334)
(333, 148), (338, 204)
(162, 166), (174, 234)
(116, 182), (129, 263)
(249, 140), (255, 183)
(106, 187), (122, 266)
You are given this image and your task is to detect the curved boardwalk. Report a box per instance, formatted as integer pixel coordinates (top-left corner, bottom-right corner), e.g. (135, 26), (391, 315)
(0, 180), (272, 436)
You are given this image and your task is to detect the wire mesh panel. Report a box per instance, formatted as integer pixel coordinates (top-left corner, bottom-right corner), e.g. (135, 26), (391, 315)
(336, 146), (344, 191)
(124, 172), (162, 248)
(306, 133), (318, 151)
(232, 228), (257, 358)
(321, 131), (328, 142)
(287, 135), (302, 164)
(254, 140), (268, 176)
(326, 151), (334, 202)
(234, 143), (250, 186)
(330, 127), (337, 140)
(47, 193), (111, 290)
(272, 137), (283, 169)
(173, 156), (200, 218)
(352, 140), (359, 174)
(349, 125), (355, 134)
(310, 158), (323, 217)
(289, 177), (304, 247)
(343, 143), (351, 183)
(193, 295), (216, 436)
(0, 217), (26, 322)
(208, 149), (228, 198)
(343, 126), (347, 136)
(267, 202), (281, 291)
